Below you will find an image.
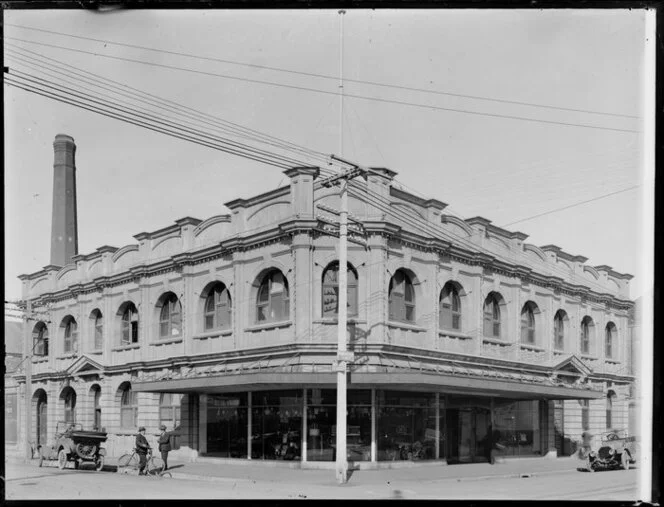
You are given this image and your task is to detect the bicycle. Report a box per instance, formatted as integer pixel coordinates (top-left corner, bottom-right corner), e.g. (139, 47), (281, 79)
(117, 448), (171, 478)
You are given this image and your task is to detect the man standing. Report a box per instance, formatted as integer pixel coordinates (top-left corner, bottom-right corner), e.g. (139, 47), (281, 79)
(158, 424), (172, 471)
(135, 426), (150, 475)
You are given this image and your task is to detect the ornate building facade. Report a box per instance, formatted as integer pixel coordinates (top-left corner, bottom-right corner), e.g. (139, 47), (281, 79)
(11, 151), (635, 466)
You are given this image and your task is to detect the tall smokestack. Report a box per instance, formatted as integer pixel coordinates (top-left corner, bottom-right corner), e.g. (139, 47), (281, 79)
(50, 134), (78, 266)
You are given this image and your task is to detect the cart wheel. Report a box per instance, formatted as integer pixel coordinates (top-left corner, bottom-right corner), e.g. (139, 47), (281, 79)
(58, 449), (68, 470)
(95, 456), (105, 472)
(621, 452), (630, 470)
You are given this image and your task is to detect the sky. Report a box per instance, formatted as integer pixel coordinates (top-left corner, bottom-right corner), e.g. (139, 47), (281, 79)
(3, 8), (651, 302)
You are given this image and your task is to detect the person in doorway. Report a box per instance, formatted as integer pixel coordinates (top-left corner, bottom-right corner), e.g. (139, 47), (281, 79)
(158, 424), (172, 471)
(135, 426), (150, 475)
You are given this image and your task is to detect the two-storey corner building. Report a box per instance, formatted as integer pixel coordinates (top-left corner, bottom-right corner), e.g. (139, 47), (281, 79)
(15, 159), (635, 467)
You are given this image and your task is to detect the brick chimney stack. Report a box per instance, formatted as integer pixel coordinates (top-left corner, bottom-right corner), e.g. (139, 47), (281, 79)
(50, 134), (78, 266)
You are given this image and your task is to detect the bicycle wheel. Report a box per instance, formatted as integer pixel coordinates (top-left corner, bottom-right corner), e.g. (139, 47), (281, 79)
(118, 453), (139, 469)
(147, 456), (164, 476)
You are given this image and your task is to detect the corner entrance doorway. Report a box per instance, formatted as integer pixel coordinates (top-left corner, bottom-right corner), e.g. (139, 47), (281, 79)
(446, 396), (491, 464)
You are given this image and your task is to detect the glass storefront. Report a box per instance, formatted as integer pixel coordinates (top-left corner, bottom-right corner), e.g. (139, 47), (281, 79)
(202, 388), (545, 464)
(206, 393), (248, 458)
(251, 390), (303, 460)
(493, 399), (542, 457)
(376, 390), (441, 461)
(306, 389), (372, 462)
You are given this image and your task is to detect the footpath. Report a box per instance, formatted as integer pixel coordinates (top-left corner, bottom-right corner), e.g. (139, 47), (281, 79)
(105, 455), (583, 486)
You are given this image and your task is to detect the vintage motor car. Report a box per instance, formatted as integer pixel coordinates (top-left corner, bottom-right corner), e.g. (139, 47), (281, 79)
(586, 429), (636, 472)
(38, 421), (108, 471)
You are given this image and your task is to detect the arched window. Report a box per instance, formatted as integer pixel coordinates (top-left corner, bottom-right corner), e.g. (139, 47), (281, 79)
(62, 316), (78, 354)
(90, 309), (103, 351)
(120, 303), (139, 345)
(439, 282), (461, 331)
(91, 385), (102, 430)
(580, 316), (594, 355)
(483, 293), (502, 338)
(159, 293), (182, 338)
(605, 322), (617, 359)
(520, 303), (536, 344)
(554, 310), (567, 351)
(204, 283), (232, 331)
(120, 384), (138, 429)
(62, 388), (77, 424)
(322, 262), (358, 317)
(606, 391), (616, 429)
(159, 393), (184, 449)
(256, 270), (289, 323)
(388, 269), (415, 322)
(32, 322), (49, 357)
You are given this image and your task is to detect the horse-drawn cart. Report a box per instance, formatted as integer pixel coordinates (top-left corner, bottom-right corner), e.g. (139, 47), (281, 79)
(38, 421), (108, 471)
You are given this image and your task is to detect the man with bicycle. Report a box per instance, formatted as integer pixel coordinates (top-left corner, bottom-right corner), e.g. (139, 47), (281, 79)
(135, 426), (151, 475)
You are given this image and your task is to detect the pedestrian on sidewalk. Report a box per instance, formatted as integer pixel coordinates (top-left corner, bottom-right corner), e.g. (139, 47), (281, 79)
(158, 424), (172, 471)
(135, 427), (150, 475)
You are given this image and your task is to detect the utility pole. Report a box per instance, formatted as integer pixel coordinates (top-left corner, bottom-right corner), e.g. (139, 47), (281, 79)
(335, 8), (348, 485)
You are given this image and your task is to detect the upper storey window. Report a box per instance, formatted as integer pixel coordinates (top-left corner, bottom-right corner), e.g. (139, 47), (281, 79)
(62, 316), (78, 354)
(322, 262), (358, 318)
(159, 293), (182, 338)
(580, 316), (594, 355)
(605, 322), (617, 359)
(33, 322), (49, 357)
(90, 309), (103, 351)
(520, 302), (537, 344)
(256, 270), (290, 323)
(120, 302), (139, 345)
(554, 310), (568, 351)
(483, 293), (502, 338)
(204, 283), (232, 331)
(388, 269), (415, 323)
(439, 282), (461, 331)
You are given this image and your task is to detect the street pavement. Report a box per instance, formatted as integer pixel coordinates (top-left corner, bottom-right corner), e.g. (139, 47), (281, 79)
(4, 456), (640, 500)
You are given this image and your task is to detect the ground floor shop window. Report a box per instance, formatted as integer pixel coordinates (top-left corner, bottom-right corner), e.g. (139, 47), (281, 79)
(206, 393), (248, 458)
(306, 389), (372, 462)
(252, 390), (302, 460)
(376, 390), (440, 461)
(493, 399), (542, 457)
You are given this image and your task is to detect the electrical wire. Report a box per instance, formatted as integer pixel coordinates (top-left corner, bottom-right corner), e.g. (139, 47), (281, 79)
(5, 23), (640, 119)
(5, 37), (642, 134)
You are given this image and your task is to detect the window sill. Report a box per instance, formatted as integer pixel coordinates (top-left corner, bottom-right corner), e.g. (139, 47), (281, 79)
(32, 357), (49, 363)
(580, 355), (599, 361)
(193, 329), (233, 340)
(245, 320), (292, 332)
(87, 349), (103, 354)
(112, 344), (141, 352)
(314, 318), (366, 325)
(438, 329), (471, 339)
(605, 358), (620, 364)
(150, 337), (183, 346)
(57, 353), (78, 360)
(482, 337), (511, 347)
(520, 343), (545, 352)
(386, 321), (427, 332)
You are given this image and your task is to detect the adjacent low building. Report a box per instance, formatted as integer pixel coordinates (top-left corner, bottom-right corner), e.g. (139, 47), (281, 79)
(11, 136), (635, 467)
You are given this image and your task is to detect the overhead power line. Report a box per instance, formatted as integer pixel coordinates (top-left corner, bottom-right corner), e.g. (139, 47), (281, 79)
(5, 37), (641, 134)
(5, 23), (640, 120)
(500, 185), (641, 227)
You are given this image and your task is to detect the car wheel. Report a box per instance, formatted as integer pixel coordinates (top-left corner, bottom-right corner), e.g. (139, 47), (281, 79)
(95, 456), (105, 472)
(621, 452), (630, 470)
(57, 449), (68, 470)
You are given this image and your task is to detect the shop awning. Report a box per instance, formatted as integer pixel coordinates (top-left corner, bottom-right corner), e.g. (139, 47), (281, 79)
(131, 369), (602, 400)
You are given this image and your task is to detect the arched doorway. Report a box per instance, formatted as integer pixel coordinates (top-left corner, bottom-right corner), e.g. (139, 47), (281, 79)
(34, 390), (48, 446)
